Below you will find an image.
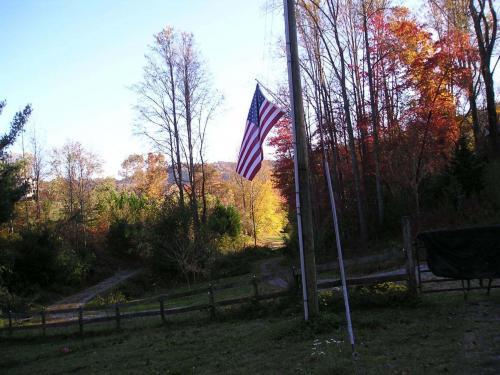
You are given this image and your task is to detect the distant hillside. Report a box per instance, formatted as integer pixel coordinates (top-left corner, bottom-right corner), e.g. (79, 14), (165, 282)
(211, 160), (274, 181)
(117, 160), (274, 187)
(211, 161), (237, 180)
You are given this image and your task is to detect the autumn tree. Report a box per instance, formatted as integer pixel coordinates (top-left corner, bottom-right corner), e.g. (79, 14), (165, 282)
(230, 162), (287, 246)
(426, 0), (483, 150)
(134, 26), (221, 231)
(120, 154), (145, 187)
(370, 8), (461, 216)
(51, 141), (102, 250)
(266, 1), (484, 242)
(143, 153), (168, 200)
(27, 126), (46, 223)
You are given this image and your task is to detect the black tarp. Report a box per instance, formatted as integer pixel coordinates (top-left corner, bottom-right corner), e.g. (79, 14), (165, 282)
(416, 226), (500, 279)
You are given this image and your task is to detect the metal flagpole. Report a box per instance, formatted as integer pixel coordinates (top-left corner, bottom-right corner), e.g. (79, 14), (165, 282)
(316, 85), (356, 352)
(324, 157), (356, 354)
(283, 0), (309, 321)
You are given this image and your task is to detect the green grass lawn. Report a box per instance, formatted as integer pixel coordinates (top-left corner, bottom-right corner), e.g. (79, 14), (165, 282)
(1, 286), (486, 374)
(84, 272), (282, 314)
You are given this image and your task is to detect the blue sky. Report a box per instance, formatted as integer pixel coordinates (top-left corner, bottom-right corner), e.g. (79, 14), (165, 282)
(1, 0), (284, 176)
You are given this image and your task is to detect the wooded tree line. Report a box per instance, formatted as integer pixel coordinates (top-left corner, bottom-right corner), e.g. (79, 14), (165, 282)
(0, 126), (287, 303)
(267, 0), (498, 250)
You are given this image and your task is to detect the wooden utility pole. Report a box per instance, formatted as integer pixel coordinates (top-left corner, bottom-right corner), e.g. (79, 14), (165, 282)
(284, 0), (318, 319)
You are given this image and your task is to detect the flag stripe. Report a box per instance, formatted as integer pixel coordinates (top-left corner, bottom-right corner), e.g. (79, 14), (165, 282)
(260, 108), (282, 140)
(259, 101), (273, 122)
(242, 151), (262, 180)
(247, 160), (262, 181)
(236, 125), (259, 173)
(237, 124), (258, 169)
(236, 85), (284, 181)
(239, 140), (261, 176)
(237, 125), (252, 159)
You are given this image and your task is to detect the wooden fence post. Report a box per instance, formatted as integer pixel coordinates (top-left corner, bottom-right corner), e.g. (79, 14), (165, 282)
(115, 305), (121, 330)
(160, 298), (166, 324)
(402, 216), (418, 295)
(252, 275), (259, 301)
(208, 284), (215, 320)
(8, 309), (12, 336)
(291, 266), (299, 293)
(78, 307), (84, 336)
(41, 309), (46, 336)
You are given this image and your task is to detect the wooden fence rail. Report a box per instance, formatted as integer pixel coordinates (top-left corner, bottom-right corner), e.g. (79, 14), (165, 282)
(0, 275), (289, 337)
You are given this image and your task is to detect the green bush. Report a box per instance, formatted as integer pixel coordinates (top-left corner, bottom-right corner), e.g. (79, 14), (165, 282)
(0, 228), (94, 298)
(10, 229), (62, 293)
(147, 198), (206, 282)
(87, 290), (127, 308)
(423, 136), (484, 210)
(106, 219), (149, 259)
(207, 202), (241, 238)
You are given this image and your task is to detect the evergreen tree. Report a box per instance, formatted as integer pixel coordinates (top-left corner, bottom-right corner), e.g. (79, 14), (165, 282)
(0, 100), (32, 224)
(446, 136), (484, 197)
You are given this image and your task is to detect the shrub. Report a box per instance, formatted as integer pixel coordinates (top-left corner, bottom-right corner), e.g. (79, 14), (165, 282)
(147, 198), (207, 284)
(88, 290), (127, 308)
(207, 202), (241, 238)
(424, 136), (484, 210)
(10, 229), (62, 293)
(0, 228), (94, 297)
(106, 219), (149, 259)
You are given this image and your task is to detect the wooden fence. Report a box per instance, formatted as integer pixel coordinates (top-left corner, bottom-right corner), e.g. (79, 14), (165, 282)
(0, 275), (290, 337)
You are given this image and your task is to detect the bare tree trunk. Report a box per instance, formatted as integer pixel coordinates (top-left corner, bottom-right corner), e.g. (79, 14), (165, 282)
(200, 155), (207, 224)
(470, 0), (498, 157)
(168, 60), (185, 209)
(468, 75), (481, 149)
(330, 1), (368, 242)
(250, 183), (257, 247)
(363, 1), (384, 224)
(31, 127), (45, 223)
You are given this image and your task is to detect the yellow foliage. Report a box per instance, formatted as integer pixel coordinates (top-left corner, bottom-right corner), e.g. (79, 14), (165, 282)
(226, 162), (287, 246)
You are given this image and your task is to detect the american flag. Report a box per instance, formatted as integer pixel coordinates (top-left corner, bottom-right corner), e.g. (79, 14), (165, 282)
(236, 85), (285, 180)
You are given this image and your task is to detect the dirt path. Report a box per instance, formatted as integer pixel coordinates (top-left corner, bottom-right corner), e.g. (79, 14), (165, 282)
(48, 269), (142, 310)
(259, 255), (419, 290)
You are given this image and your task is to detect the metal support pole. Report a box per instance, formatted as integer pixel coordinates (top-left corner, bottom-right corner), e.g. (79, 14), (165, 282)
(323, 158), (356, 354)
